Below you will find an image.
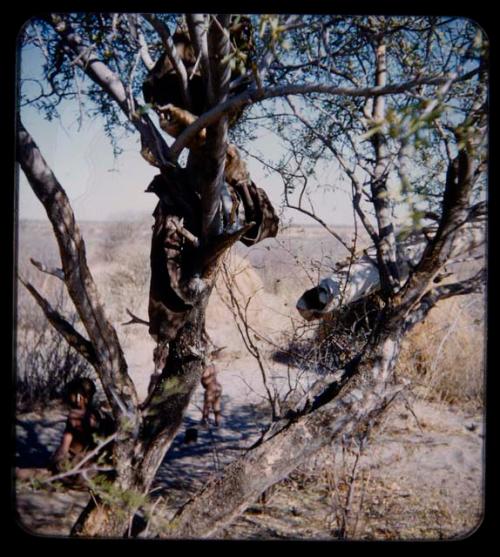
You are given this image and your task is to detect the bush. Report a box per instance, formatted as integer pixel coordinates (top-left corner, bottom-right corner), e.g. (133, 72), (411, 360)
(16, 286), (95, 413)
(396, 295), (485, 409)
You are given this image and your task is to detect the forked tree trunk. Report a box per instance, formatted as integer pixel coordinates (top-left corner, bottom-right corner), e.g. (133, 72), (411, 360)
(157, 310), (408, 538)
(71, 283), (215, 538)
(18, 13), (485, 540)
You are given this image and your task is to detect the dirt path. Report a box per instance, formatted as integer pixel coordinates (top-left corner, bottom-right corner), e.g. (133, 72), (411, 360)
(15, 356), (484, 540)
(14, 226), (484, 539)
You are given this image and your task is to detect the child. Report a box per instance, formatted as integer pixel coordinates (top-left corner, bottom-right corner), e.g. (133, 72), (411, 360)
(50, 377), (114, 475)
(201, 363), (222, 427)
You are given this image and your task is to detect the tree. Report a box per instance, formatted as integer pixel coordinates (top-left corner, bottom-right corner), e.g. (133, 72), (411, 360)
(16, 13), (487, 537)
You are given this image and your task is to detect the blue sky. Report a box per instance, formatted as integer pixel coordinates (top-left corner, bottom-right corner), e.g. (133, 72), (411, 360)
(17, 35), (356, 226)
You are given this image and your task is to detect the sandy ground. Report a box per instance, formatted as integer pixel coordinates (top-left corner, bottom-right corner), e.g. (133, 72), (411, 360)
(15, 366), (484, 539)
(15, 222), (485, 540)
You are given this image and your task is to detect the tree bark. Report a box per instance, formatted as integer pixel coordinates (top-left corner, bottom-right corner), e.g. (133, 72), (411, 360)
(162, 316), (406, 538)
(70, 306), (211, 537)
(296, 214), (485, 320)
(370, 38), (400, 296)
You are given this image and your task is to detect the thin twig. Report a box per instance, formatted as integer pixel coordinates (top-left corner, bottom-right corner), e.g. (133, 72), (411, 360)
(143, 495), (164, 538)
(400, 393), (425, 435)
(220, 260), (279, 420)
(41, 433), (118, 485)
(122, 308), (150, 327)
(338, 427), (370, 538)
(43, 464), (115, 486)
(126, 50), (142, 116)
(30, 258), (65, 281)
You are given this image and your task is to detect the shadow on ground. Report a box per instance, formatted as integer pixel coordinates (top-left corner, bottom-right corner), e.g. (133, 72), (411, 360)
(153, 400), (269, 494)
(15, 415), (66, 469)
(15, 399), (270, 494)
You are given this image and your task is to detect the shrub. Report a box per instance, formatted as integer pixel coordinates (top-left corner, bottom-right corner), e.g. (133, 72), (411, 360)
(396, 295), (485, 409)
(16, 288), (95, 413)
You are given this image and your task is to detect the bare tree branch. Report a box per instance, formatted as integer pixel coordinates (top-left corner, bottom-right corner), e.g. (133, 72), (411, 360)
(122, 308), (150, 327)
(126, 15), (155, 70)
(286, 199), (353, 252)
(30, 258), (65, 281)
(16, 119), (140, 426)
(141, 13), (191, 107)
(403, 268), (486, 333)
(351, 179), (379, 245)
(199, 14), (232, 239)
(169, 67), (480, 159)
(19, 277), (97, 366)
(203, 222), (255, 272)
(42, 433), (118, 485)
(398, 147), (479, 311)
(220, 261), (280, 420)
(187, 14), (214, 106)
(46, 13), (171, 167)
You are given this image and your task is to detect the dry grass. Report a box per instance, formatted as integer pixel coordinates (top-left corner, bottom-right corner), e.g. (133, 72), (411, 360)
(16, 220), (486, 540)
(397, 295), (485, 410)
(15, 273), (96, 411)
(223, 394), (484, 541)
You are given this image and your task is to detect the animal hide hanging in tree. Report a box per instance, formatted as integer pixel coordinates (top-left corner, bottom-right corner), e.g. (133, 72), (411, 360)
(146, 171), (203, 344)
(232, 181), (279, 246)
(143, 16), (279, 344)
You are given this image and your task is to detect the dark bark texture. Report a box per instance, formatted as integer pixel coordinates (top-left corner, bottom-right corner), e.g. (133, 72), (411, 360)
(17, 14), (485, 539)
(163, 313), (406, 538)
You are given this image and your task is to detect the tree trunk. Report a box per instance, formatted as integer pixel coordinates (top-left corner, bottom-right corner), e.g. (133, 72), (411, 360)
(370, 38), (401, 296)
(69, 357), (208, 535)
(70, 163), (235, 536)
(70, 292), (211, 537)
(161, 313), (406, 538)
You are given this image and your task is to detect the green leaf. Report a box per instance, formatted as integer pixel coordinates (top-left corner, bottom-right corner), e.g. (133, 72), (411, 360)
(360, 124), (383, 141)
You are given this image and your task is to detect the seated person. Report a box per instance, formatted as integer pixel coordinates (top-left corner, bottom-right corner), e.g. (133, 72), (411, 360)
(50, 377), (114, 476)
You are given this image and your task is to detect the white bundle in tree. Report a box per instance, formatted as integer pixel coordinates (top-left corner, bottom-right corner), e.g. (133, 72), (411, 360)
(296, 220), (485, 321)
